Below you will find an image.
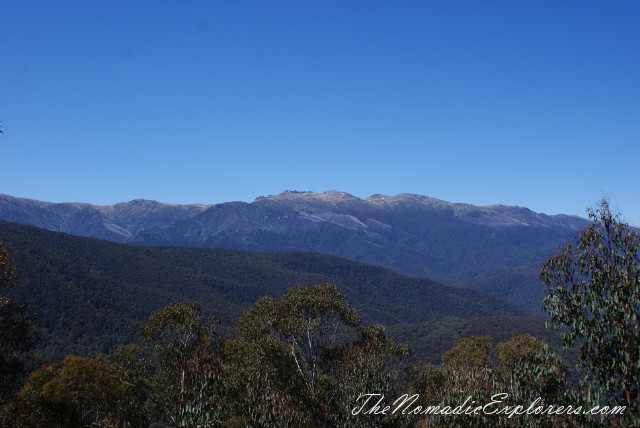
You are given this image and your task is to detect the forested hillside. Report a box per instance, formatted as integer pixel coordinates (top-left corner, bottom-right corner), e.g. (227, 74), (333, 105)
(0, 220), (535, 364)
(0, 192), (589, 312)
(388, 316), (574, 368)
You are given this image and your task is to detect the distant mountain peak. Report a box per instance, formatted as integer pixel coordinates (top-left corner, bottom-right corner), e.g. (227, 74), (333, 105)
(365, 193), (452, 207)
(258, 190), (361, 204)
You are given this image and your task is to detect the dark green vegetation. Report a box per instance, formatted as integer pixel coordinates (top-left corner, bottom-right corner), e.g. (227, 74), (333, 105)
(387, 316), (573, 367)
(2, 286), (589, 427)
(0, 241), (38, 406)
(541, 200), (640, 425)
(408, 335), (595, 428)
(0, 191), (588, 313)
(0, 220), (535, 365)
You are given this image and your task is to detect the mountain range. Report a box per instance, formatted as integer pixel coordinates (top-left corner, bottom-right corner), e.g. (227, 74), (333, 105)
(0, 191), (589, 312)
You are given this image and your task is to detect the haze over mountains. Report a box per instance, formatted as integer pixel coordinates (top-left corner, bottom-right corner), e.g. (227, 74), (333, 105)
(0, 191), (589, 312)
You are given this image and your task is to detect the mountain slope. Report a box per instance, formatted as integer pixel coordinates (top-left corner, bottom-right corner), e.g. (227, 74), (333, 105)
(0, 191), (589, 312)
(0, 193), (209, 242)
(0, 220), (532, 363)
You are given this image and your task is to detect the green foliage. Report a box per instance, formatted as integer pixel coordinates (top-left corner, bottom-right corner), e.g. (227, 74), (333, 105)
(248, 284), (360, 395)
(221, 335), (311, 427)
(541, 200), (640, 425)
(0, 241), (38, 407)
(227, 283), (412, 427)
(0, 241), (18, 289)
(412, 335), (578, 428)
(387, 315), (577, 371)
(332, 323), (412, 427)
(141, 302), (225, 427)
(0, 298), (39, 403)
(4, 354), (149, 427)
(495, 334), (567, 401)
(233, 284), (362, 425)
(442, 335), (492, 368)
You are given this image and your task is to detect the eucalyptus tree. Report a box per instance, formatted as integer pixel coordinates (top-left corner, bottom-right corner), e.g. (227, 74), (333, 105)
(230, 283), (411, 427)
(541, 200), (640, 426)
(141, 301), (225, 427)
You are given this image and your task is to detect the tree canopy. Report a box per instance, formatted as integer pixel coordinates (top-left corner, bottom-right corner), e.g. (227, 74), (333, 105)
(0, 242), (38, 406)
(541, 199), (640, 426)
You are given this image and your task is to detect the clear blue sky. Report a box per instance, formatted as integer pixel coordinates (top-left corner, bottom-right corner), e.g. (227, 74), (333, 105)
(2, 1), (639, 224)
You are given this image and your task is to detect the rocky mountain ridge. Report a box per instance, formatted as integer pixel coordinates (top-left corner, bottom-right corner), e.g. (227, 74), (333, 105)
(1, 191), (586, 237)
(0, 191), (590, 312)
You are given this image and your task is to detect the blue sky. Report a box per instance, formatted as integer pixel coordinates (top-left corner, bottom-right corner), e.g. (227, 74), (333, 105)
(2, 1), (639, 224)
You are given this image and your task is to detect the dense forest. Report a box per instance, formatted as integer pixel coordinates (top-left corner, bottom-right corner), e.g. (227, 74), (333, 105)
(0, 201), (638, 426)
(0, 220), (537, 364)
